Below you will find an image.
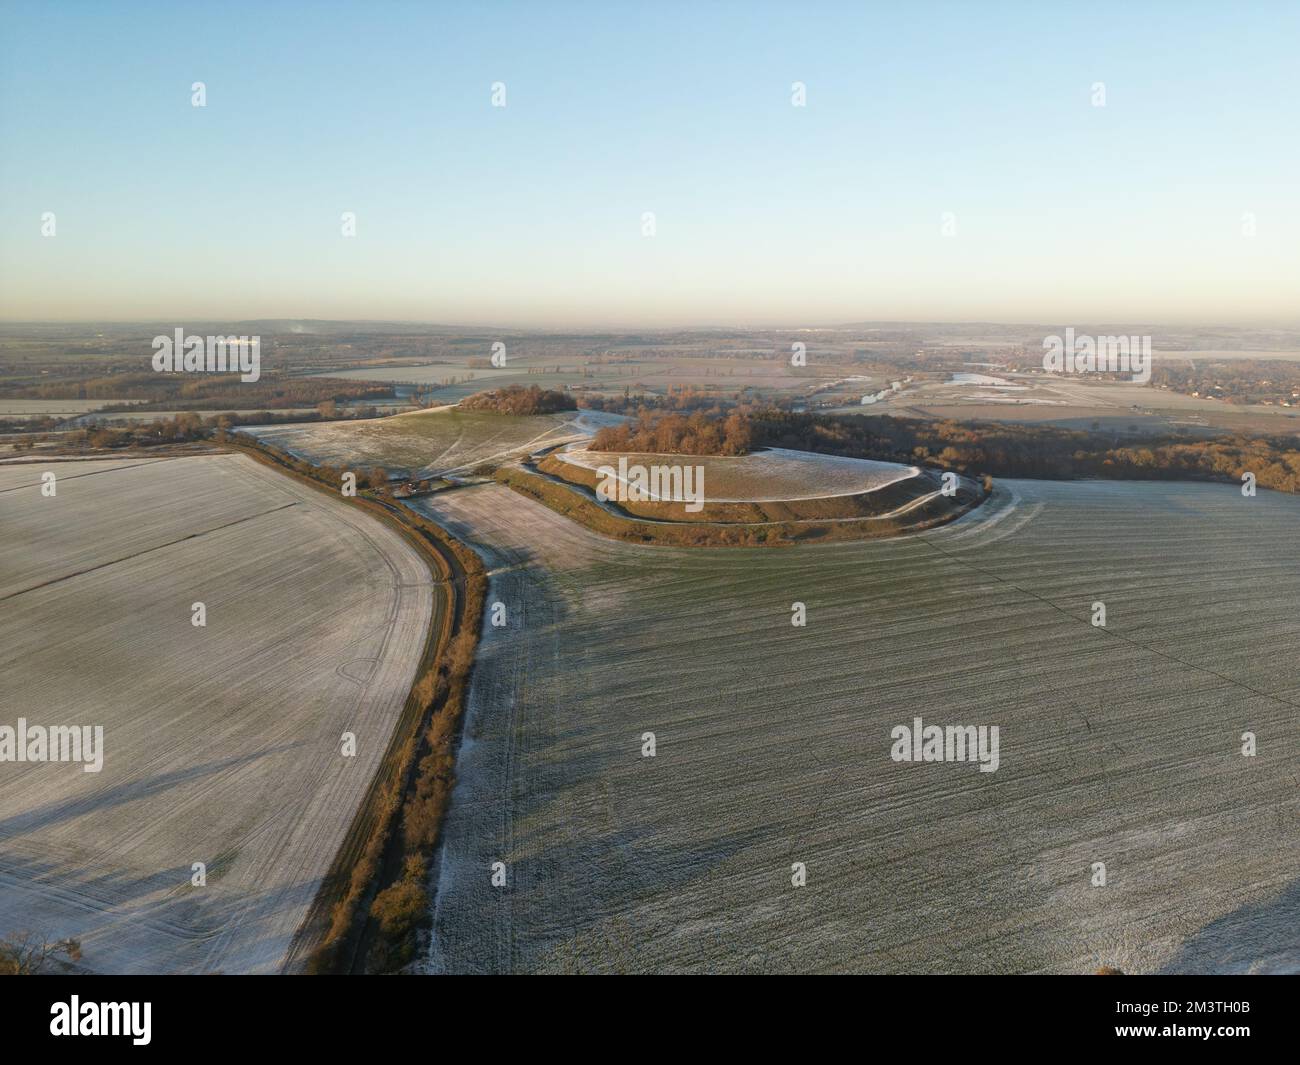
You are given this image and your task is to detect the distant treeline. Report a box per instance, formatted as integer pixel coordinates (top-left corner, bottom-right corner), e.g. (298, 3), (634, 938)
(12, 414), (211, 451)
(2, 372), (394, 410)
(8, 409), (366, 452)
(592, 408), (1300, 493)
(579, 386), (761, 415)
(459, 384), (576, 415)
(0, 416), (60, 434)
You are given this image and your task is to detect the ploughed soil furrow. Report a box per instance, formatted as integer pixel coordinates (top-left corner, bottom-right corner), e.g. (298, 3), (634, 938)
(0, 454), (436, 974)
(415, 478), (1300, 974)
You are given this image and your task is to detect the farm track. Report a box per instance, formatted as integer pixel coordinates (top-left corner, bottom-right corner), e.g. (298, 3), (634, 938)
(415, 478), (1300, 974)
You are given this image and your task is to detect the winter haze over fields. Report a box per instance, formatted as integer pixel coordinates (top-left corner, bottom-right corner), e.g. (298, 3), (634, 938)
(1, 1), (1298, 995)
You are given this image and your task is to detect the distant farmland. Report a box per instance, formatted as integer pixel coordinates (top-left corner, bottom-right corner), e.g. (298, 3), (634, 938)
(415, 478), (1299, 974)
(0, 454), (436, 973)
(244, 407), (602, 478)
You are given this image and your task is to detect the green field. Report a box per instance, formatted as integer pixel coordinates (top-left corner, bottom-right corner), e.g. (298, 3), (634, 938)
(415, 477), (1300, 974)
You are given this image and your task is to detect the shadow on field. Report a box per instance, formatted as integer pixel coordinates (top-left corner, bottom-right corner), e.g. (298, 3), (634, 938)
(1159, 878), (1300, 974)
(0, 744), (299, 838)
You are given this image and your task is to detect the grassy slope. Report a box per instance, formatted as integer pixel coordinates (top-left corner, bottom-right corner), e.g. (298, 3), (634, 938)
(507, 454), (980, 544)
(537, 451), (940, 522)
(245, 409), (581, 477)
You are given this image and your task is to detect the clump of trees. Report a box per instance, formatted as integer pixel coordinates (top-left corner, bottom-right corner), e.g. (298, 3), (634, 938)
(7, 371), (395, 411)
(367, 856), (429, 970)
(65, 413), (210, 449)
(459, 384), (576, 415)
(580, 386), (759, 416)
(592, 410), (753, 455)
(0, 415), (60, 434)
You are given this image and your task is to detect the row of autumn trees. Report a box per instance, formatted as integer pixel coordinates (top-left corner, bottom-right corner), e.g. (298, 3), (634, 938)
(8, 371), (395, 410)
(592, 410), (754, 455)
(25, 409), (347, 452)
(589, 408), (1300, 493)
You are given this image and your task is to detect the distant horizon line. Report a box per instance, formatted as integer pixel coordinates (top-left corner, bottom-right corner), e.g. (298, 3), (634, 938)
(3, 316), (1299, 334)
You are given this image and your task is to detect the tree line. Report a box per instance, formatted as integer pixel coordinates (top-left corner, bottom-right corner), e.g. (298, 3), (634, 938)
(591, 408), (1300, 493)
(3, 371), (395, 410)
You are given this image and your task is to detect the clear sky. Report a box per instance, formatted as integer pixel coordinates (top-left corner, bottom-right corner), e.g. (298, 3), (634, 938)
(1, 0), (1297, 327)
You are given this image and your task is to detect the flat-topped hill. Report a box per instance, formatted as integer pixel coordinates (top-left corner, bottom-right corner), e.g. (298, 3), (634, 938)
(515, 443), (986, 541)
(553, 446), (918, 502)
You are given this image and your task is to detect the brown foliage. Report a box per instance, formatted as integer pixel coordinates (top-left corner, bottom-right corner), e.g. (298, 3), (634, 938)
(592, 409), (752, 456)
(0, 933), (82, 975)
(460, 384), (576, 415)
(592, 408), (1300, 494)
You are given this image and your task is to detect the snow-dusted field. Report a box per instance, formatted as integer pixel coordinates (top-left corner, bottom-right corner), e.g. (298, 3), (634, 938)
(245, 408), (593, 478)
(555, 447), (919, 502)
(0, 454), (435, 973)
(415, 478), (1300, 974)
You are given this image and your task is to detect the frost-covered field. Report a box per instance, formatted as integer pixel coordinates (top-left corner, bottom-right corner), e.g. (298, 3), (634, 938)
(555, 447), (918, 501)
(0, 454), (435, 973)
(415, 478), (1300, 974)
(0, 398), (145, 419)
(245, 407), (596, 478)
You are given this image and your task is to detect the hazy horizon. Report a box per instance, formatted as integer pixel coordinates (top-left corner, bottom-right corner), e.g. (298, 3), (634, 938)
(4, 316), (1300, 336)
(3, 0), (1298, 327)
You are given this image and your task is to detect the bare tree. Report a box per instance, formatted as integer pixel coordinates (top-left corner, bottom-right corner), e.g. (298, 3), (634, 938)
(0, 932), (82, 975)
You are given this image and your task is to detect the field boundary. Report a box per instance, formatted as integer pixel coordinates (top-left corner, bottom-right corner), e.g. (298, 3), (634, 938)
(220, 435), (487, 973)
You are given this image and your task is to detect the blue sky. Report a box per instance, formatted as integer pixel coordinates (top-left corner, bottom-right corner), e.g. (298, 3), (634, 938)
(2, 0), (1297, 326)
